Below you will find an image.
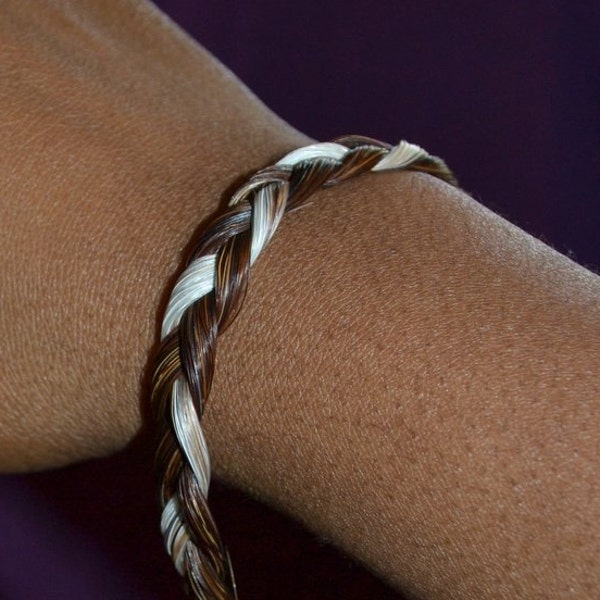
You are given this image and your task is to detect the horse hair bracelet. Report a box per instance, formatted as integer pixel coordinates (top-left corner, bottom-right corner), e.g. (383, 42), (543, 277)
(151, 135), (457, 599)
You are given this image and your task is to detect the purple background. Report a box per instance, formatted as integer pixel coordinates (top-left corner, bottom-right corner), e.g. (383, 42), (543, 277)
(1, 2), (599, 599)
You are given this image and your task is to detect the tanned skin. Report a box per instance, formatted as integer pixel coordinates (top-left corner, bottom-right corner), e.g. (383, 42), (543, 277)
(0, 2), (598, 598)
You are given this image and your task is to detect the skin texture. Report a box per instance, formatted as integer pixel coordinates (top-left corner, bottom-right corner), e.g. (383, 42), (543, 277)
(0, 0), (307, 468)
(0, 1), (598, 598)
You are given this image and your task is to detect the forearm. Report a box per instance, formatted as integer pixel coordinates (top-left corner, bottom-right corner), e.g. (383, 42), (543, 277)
(0, 2), (598, 598)
(205, 172), (600, 598)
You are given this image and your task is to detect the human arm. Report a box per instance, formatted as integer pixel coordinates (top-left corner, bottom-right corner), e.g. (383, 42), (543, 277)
(0, 2), (598, 598)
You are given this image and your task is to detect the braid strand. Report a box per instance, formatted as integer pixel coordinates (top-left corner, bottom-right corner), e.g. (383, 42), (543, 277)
(151, 136), (457, 598)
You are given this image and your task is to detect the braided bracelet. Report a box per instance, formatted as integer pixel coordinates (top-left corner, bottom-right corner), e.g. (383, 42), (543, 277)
(151, 135), (457, 599)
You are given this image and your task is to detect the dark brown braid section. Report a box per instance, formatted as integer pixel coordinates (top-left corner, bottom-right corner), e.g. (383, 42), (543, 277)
(151, 135), (457, 598)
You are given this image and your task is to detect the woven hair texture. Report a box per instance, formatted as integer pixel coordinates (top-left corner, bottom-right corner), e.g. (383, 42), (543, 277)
(151, 135), (457, 599)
